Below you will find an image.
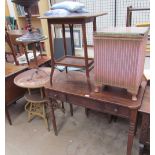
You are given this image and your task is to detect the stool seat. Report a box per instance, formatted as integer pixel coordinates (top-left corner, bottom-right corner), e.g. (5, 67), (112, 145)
(24, 93), (49, 103)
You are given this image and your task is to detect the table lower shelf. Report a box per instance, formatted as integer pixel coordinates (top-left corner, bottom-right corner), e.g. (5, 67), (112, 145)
(55, 56), (94, 68)
(24, 93), (49, 103)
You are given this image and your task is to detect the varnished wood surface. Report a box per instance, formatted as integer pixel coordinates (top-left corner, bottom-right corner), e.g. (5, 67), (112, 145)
(6, 55), (51, 68)
(45, 70), (147, 109)
(14, 67), (51, 89)
(5, 63), (28, 105)
(7, 30), (27, 36)
(55, 56), (93, 67)
(45, 70), (147, 155)
(5, 63), (28, 78)
(138, 86), (150, 114)
(28, 55), (51, 68)
(39, 12), (107, 19)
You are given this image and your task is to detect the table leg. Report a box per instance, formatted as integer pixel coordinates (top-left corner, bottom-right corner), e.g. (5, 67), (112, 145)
(139, 113), (150, 155)
(62, 24), (68, 73)
(61, 101), (65, 110)
(49, 99), (58, 136)
(127, 110), (137, 155)
(70, 103), (73, 116)
(38, 42), (43, 58)
(108, 115), (113, 123)
(50, 67), (55, 85)
(48, 22), (55, 85)
(93, 17), (97, 32)
(139, 144), (144, 155)
(82, 23), (89, 78)
(22, 44), (30, 65)
(69, 24), (75, 56)
(5, 106), (12, 125)
(85, 108), (89, 117)
(32, 43), (38, 67)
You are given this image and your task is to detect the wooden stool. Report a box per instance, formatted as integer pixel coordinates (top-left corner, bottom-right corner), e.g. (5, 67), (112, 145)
(24, 89), (49, 131)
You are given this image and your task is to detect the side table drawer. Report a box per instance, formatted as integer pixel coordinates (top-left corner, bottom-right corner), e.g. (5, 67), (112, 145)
(67, 95), (105, 112)
(46, 90), (66, 102)
(104, 104), (129, 118)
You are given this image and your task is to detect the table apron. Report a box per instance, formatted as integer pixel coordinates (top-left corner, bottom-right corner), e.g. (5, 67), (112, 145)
(47, 17), (95, 25)
(67, 94), (130, 119)
(46, 90), (130, 119)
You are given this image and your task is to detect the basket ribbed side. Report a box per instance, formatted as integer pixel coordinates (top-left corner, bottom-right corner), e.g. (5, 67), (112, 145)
(94, 37), (146, 95)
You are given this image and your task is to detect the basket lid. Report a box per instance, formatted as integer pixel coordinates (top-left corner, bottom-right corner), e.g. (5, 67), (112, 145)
(94, 27), (149, 38)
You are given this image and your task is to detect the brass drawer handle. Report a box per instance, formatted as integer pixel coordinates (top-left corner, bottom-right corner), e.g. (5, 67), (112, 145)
(114, 108), (118, 112)
(54, 94), (58, 98)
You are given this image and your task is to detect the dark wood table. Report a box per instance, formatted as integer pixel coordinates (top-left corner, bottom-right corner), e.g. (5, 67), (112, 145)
(138, 86), (150, 155)
(40, 12), (107, 84)
(5, 63), (28, 125)
(44, 70), (147, 155)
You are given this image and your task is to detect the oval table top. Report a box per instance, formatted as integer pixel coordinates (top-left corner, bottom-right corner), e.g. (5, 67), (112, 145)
(14, 67), (51, 89)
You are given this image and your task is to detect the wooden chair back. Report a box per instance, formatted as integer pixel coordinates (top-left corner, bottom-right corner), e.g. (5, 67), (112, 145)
(6, 30), (29, 65)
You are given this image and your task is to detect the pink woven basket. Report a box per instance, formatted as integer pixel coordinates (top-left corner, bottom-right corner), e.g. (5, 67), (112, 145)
(94, 27), (149, 100)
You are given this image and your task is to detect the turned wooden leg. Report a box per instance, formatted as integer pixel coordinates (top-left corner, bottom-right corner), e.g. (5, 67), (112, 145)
(65, 67), (68, 73)
(134, 113), (139, 136)
(50, 67), (55, 86)
(87, 78), (92, 92)
(82, 23), (89, 78)
(48, 22), (55, 86)
(49, 99), (58, 136)
(69, 103), (73, 116)
(127, 122), (136, 155)
(127, 110), (137, 155)
(69, 24), (75, 56)
(113, 116), (118, 122)
(85, 108), (89, 117)
(5, 106), (12, 125)
(61, 102), (65, 111)
(43, 103), (50, 131)
(108, 115), (113, 123)
(22, 44), (30, 65)
(139, 113), (150, 155)
(38, 42), (43, 58)
(139, 144), (144, 155)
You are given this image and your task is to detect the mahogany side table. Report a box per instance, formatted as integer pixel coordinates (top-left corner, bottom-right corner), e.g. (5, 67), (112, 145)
(44, 70), (147, 155)
(40, 12), (107, 84)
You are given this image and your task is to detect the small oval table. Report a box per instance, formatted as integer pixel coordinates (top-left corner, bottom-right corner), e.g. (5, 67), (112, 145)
(14, 67), (51, 88)
(14, 67), (51, 130)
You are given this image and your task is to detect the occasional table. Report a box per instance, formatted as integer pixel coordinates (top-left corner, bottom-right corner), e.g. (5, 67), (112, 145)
(40, 12), (107, 84)
(44, 70), (147, 155)
(6, 29), (51, 67)
(138, 86), (150, 155)
(14, 67), (51, 89)
(5, 63), (28, 125)
(16, 33), (47, 67)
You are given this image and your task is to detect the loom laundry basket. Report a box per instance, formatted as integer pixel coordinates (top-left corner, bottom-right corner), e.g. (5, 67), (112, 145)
(93, 27), (149, 100)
